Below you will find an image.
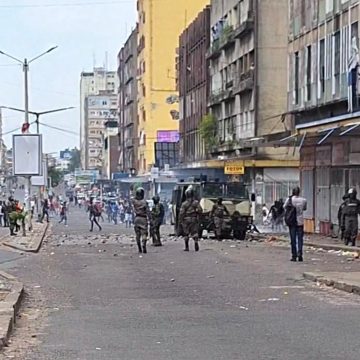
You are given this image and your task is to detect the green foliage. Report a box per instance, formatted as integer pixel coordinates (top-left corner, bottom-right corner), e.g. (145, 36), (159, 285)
(68, 148), (81, 172)
(199, 114), (218, 150)
(48, 166), (63, 187)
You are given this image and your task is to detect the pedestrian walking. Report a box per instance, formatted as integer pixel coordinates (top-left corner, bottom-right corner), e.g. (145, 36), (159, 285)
(124, 202), (133, 228)
(59, 202), (68, 226)
(88, 200), (102, 232)
(341, 188), (360, 246)
(284, 187), (307, 262)
(179, 187), (202, 252)
(132, 188), (151, 254)
(150, 195), (164, 247)
(210, 197), (229, 241)
(41, 199), (50, 223)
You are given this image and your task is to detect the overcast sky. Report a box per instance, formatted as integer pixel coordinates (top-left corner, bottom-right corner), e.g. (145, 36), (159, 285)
(0, 0), (136, 155)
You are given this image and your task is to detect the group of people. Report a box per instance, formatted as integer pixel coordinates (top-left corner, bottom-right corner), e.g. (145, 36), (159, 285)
(262, 199), (286, 231)
(125, 188), (165, 253)
(0, 197), (26, 236)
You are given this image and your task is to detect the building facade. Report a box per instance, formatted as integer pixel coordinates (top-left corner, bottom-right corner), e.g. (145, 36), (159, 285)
(102, 120), (120, 180)
(194, 0), (298, 211)
(136, 0), (210, 173)
(179, 5), (211, 165)
(288, 0), (360, 234)
(84, 92), (118, 171)
(80, 67), (118, 169)
(118, 27), (138, 174)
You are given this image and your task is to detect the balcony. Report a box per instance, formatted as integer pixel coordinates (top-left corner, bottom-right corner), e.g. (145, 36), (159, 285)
(234, 11), (255, 39)
(207, 25), (235, 60)
(208, 88), (234, 106)
(233, 70), (254, 95)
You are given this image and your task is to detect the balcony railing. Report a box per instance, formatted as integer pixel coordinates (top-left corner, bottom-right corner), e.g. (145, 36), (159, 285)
(209, 88), (234, 106)
(234, 11), (255, 39)
(233, 69), (254, 95)
(207, 25), (235, 60)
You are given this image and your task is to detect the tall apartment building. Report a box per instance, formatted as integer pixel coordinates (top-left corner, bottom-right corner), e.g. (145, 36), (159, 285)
(84, 92), (118, 171)
(118, 27), (138, 174)
(80, 67), (118, 169)
(205, 0), (298, 205)
(288, 0), (360, 234)
(136, 0), (210, 173)
(179, 6), (211, 165)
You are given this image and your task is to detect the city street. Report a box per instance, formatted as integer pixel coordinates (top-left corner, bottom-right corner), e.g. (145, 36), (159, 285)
(0, 206), (359, 359)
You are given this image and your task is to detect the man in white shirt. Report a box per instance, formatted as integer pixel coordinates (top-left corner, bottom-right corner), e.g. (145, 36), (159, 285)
(284, 187), (307, 262)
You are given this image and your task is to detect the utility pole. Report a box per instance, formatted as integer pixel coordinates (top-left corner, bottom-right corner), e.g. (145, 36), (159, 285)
(0, 47), (58, 228)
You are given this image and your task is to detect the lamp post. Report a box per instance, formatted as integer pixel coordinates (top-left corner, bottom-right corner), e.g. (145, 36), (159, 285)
(0, 47), (58, 219)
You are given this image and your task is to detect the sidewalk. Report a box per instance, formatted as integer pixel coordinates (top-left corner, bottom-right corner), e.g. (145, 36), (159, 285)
(303, 271), (360, 295)
(0, 222), (49, 253)
(254, 228), (360, 253)
(0, 271), (24, 349)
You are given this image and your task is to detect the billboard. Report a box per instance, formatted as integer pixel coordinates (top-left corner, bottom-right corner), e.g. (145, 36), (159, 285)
(13, 134), (43, 176)
(157, 130), (180, 143)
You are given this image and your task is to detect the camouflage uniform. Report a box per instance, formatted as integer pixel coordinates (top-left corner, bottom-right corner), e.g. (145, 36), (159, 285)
(179, 190), (202, 252)
(132, 189), (150, 253)
(341, 189), (360, 247)
(210, 200), (229, 240)
(151, 196), (164, 246)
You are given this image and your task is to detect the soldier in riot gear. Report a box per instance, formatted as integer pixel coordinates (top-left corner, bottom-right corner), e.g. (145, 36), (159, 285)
(151, 195), (164, 247)
(210, 197), (229, 241)
(132, 187), (151, 253)
(179, 187), (202, 252)
(338, 194), (349, 241)
(342, 188), (360, 246)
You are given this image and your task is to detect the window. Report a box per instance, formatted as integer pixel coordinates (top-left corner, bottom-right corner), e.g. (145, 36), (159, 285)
(319, 39), (325, 95)
(306, 45), (312, 101)
(334, 31), (340, 93)
(294, 51), (300, 104)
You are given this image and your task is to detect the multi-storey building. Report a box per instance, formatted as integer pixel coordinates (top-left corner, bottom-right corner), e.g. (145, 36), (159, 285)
(80, 67), (118, 169)
(118, 27), (138, 174)
(204, 0), (298, 208)
(136, 0), (210, 173)
(102, 120), (120, 180)
(84, 92), (118, 171)
(179, 5), (211, 165)
(288, 0), (360, 234)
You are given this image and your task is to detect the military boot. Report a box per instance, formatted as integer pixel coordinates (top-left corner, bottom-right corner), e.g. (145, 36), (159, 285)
(184, 239), (189, 251)
(194, 241), (199, 252)
(137, 243), (142, 253)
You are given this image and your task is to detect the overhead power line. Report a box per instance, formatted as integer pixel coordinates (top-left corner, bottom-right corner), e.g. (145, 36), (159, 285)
(0, 0), (132, 8)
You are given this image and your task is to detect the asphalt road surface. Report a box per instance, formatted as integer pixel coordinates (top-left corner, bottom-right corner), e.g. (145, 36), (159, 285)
(1, 206), (360, 360)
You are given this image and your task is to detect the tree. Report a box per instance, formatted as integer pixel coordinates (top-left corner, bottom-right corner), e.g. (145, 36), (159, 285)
(48, 166), (63, 187)
(68, 148), (81, 172)
(199, 114), (218, 150)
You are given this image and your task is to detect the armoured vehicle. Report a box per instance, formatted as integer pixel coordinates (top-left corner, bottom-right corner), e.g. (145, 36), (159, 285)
(171, 180), (251, 239)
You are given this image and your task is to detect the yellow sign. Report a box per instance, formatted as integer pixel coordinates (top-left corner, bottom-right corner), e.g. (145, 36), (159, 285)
(224, 163), (245, 175)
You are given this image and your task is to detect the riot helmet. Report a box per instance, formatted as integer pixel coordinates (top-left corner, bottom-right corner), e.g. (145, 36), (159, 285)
(136, 187), (145, 200)
(153, 195), (160, 204)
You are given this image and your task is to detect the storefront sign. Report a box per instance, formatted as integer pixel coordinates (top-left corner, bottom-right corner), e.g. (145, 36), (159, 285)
(224, 162), (245, 175)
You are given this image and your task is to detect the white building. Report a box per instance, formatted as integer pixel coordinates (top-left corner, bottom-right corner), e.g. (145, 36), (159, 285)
(80, 67), (118, 169)
(85, 93), (118, 171)
(56, 158), (70, 172)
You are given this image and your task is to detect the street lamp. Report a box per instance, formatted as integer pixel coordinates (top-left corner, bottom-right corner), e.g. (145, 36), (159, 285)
(0, 47), (58, 216)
